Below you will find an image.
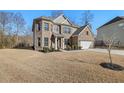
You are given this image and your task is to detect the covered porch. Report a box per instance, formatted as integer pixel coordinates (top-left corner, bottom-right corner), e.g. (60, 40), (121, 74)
(51, 33), (65, 50)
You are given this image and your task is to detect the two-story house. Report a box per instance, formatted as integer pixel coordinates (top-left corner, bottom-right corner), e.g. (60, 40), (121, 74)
(32, 14), (94, 50)
(97, 16), (124, 47)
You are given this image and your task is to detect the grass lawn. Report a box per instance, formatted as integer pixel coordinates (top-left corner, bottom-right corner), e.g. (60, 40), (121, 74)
(0, 49), (124, 83)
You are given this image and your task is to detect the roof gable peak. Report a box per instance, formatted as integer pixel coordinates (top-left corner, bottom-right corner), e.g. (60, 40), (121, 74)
(53, 14), (73, 26)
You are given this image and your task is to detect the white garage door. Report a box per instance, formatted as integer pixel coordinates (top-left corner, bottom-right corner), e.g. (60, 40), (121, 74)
(80, 41), (92, 49)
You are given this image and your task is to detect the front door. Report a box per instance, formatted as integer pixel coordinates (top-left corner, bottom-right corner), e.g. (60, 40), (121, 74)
(57, 38), (61, 49)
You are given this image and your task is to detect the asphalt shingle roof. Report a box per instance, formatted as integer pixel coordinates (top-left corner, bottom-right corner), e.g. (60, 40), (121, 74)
(72, 25), (87, 35)
(98, 16), (124, 29)
(34, 14), (79, 27)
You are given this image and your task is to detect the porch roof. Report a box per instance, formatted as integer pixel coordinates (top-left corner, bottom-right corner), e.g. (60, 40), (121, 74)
(52, 33), (64, 38)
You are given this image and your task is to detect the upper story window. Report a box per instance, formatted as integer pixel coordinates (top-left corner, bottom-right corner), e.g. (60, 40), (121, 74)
(35, 23), (41, 31)
(63, 26), (71, 34)
(44, 22), (49, 31)
(54, 25), (60, 34)
(38, 23), (41, 31)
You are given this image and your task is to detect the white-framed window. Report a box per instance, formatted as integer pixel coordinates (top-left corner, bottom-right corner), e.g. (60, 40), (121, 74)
(38, 37), (41, 46)
(64, 39), (69, 45)
(36, 23), (41, 31)
(63, 26), (71, 34)
(44, 37), (49, 46)
(44, 22), (49, 31)
(54, 25), (60, 33)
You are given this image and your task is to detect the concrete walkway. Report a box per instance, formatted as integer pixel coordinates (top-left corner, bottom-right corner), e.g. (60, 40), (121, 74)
(88, 48), (124, 56)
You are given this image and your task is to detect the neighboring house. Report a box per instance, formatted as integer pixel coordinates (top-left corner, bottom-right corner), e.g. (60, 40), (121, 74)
(97, 16), (124, 47)
(32, 14), (94, 50)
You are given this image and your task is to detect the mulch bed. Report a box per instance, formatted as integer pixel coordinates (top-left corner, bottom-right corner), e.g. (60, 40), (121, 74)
(100, 62), (124, 71)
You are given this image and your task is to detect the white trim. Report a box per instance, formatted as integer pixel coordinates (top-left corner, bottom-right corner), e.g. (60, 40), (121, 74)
(79, 25), (89, 36)
(53, 14), (64, 22)
(62, 15), (74, 26)
(80, 41), (93, 49)
(53, 14), (73, 26)
(61, 18), (68, 24)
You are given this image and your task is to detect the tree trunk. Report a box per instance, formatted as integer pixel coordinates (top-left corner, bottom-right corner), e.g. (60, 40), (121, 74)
(16, 25), (19, 45)
(0, 24), (6, 48)
(16, 35), (18, 44)
(108, 48), (112, 65)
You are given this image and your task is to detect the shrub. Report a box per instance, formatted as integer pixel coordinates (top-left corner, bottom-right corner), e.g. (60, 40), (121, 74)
(78, 46), (82, 50)
(71, 45), (75, 50)
(54, 49), (60, 52)
(0, 44), (4, 49)
(74, 45), (78, 50)
(14, 42), (30, 49)
(49, 47), (55, 52)
(66, 45), (71, 50)
(43, 47), (50, 53)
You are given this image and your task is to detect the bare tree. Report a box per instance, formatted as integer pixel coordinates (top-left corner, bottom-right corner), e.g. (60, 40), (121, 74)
(0, 12), (28, 49)
(19, 26), (32, 48)
(103, 36), (114, 65)
(102, 28), (122, 67)
(51, 10), (64, 18)
(0, 12), (14, 48)
(23, 26), (32, 36)
(13, 12), (26, 43)
(81, 10), (93, 26)
(0, 12), (13, 32)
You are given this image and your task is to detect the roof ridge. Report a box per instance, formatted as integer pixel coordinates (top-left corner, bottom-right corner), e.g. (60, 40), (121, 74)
(72, 25), (88, 35)
(34, 14), (79, 27)
(97, 16), (124, 29)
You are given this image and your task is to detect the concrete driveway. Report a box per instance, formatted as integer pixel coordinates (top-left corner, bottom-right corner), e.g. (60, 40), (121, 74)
(88, 48), (124, 56)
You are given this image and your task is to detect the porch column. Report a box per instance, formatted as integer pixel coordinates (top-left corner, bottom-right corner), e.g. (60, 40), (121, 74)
(55, 37), (57, 50)
(62, 38), (64, 49)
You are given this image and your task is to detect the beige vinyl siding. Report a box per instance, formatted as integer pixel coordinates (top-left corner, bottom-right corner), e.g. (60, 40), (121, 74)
(97, 20), (124, 47)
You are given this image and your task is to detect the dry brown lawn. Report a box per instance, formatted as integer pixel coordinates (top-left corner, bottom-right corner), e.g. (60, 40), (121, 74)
(0, 49), (124, 83)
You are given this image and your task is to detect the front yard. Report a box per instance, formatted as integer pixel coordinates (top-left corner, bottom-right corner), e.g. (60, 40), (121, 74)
(0, 49), (124, 82)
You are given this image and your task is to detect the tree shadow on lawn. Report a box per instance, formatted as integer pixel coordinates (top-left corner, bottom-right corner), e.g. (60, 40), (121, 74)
(66, 58), (97, 65)
(100, 62), (124, 71)
(66, 59), (124, 71)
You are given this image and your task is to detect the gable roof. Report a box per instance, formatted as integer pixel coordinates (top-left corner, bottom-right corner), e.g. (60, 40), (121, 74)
(53, 14), (74, 26)
(98, 16), (124, 29)
(72, 25), (87, 35)
(34, 14), (79, 27)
